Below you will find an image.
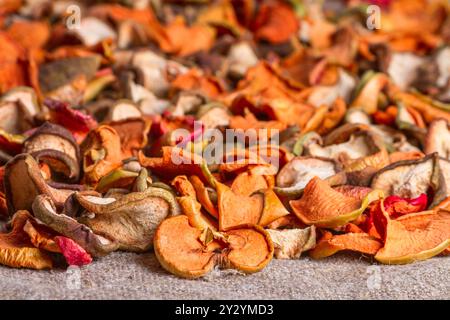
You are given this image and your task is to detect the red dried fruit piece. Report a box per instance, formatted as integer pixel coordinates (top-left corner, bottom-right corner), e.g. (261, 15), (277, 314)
(383, 193), (428, 218)
(45, 99), (98, 143)
(55, 236), (92, 266)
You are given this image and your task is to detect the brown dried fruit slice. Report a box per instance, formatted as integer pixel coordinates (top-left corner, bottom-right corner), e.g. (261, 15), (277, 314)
(216, 181), (263, 231)
(310, 232), (382, 259)
(75, 187), (180, 252)
(23, 122), (80, 181)
(371, 153), (439, 198)
(374, 208), (450, 264)
(154, 215), (273, 279)
(290, 177), (383, 228)
(267, 226), (316, 259)
(23, 218), (60, 253)
(32, 195), (118, 257)
(0, 210), (53, 269)
(80, 125), (123, 184)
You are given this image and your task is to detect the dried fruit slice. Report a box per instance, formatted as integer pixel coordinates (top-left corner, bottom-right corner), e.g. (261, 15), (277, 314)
(290, 177), (383, 228)
(267, 226), (316, 259)
(230, 171), (270, 196)
(95, 168), (139, 193)
(375, 208), (450, 264)
(23, 218), (60, 253)
(425, 119), (450, 159)
(216, 181), (264, 231)
(106, 118), (151, 158)
(276, 156), (341, 194)
(80, 125), (123, 185)
(310, 232), (382, 259)
(23, 122), (80, 181)
(189, 175), (218, 219)
(371, 153), (439, 198)
(383, 194), (428, 218)
(177, 196), (217, 231)
(75, 187), (180, 251)
(154, 215), (273, 279)
(0, 211), (53, 269)
(32, 195), (119, 257)
(350, 73), (388, 114)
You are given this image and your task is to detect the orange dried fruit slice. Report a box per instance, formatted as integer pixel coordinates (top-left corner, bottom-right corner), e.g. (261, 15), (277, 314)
(290, 177), (383, 228)
(310, 232), (382, 259)
(0, 210), (53, 269)
(154, 215), (273, 279)
(374, 208), (450, 265)
(216, 181), (263, 231)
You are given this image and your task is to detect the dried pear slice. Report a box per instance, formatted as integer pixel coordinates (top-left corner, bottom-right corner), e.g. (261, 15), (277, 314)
(75, 187), (180, 252)
(32, 195), (118, 257)
(310, 232), (382, 259)
(375, 208), (450, 265)
(290, 177), (383, 228)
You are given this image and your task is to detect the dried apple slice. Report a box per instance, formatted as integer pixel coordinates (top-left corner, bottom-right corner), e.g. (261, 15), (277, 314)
(75, 187), (180, 252)
(216, 181), (264, 231)
(371, 153), (439, 198)
(23, 122), (80, 181)
(290, 177), (383, 228)
(32, 195), (119, 257)
(375, 208), (450, 265)
(95, 168), (139, 193)
(80, 125), (123, 185)
(276, 156), (342, 195)
(258, 189), (290, 227)
(425, 119), (450, 159)
(154, 215), (273, 279)
(106, 118), (151, 158)
(0, 210), (53, 270)
(230, 171), (270, 196)
(310, 232), (382, 259)
(177, 195), (217, 231)
(0, 87), (39, 134)
(267, 226), (316, 259)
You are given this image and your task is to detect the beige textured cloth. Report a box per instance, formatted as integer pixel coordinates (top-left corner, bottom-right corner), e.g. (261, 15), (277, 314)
(0, 252), (449, 300)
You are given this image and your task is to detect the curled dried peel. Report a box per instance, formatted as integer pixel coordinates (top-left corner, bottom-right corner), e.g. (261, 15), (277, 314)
(310, 232), (382, 259)
(32, 195), (119, 257)
(23, 122), (80, 181)
(76, 187), (180, 252)
(267, 226), (316, 259)
(154, 215), (273, 279)
(374, 207), (450, 265)
(189, 175), (218, 219)
(0, 211), (52, 269)
(290, 177), (383, 228)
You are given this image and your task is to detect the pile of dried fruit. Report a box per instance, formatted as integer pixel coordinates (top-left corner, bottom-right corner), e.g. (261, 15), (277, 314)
(0, 0), (450, 278)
